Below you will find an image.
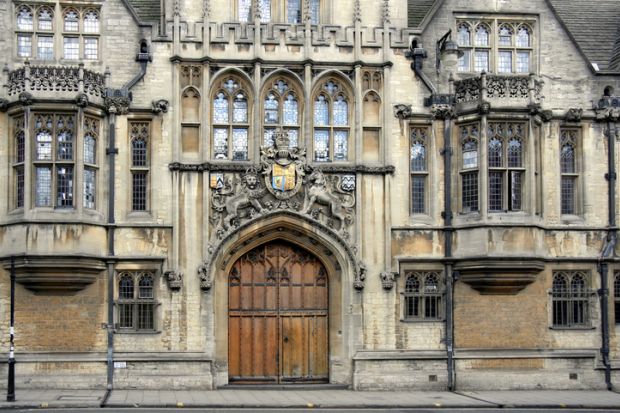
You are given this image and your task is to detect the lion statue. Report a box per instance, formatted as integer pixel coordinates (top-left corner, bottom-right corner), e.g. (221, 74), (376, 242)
(213, 169), (265, 230)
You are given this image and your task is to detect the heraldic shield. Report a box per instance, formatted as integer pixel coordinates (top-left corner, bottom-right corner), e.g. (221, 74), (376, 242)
(272, 164), (296, 192)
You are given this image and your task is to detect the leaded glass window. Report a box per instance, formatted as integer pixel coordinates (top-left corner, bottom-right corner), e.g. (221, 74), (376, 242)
(560, 129), (579, 215)
(403, 271), (443, 320)
(83, 10), (99, 33)
(63, 37), (79, 59)
(410, 127), (429, 214)
(17, 6), (33, 30)
(287, 0), (301, 23)
(487, 122), (525, 212)
(84, 134), (96, 165)
(457, 19), (534, 73)
(261, 77), (302, 150)
(84, 37), (98, 60)
(64, 9), (79, 31)
(460, 124), (479, 212)
(17, 35), (32, 57)
(38, 7), (53, 31)
(35, 167), (52, 207)
(211, 77), (250, 160)
(84, 167), (96, 209)
(14, 117), (25, 209)
(117, 272), (157, 332)
(614, 272), (620, 324)
(130, 122), (150, 211)
(37, 35), (54, 60)
(313, 79), (351, 161)
(33, 113), (76, 208)
(551, 271), (591, 328)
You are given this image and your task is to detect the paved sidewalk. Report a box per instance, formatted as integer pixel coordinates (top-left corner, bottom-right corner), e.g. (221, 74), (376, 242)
(0, 388), (618, 409)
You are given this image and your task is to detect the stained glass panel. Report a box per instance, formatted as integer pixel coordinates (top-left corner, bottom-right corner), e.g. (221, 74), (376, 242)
(314, 130), (329, 162)
(286, 129), (298, 148)
(233, 94), (248, 123)
(213, 128), (228, 159)
(516, 26), (530, 47)
(264, 128), (275, 147)
(57, 131), (73, 160)
(83, 10), (99, 33)
(333, 95), (348, 126)
(287, 0), (301, 23)
(36, 131), (52, 160)
(35, 167), (52, 207)
(56, 166), (73, 207)
(84, 134), (96, 164)
(264, 94), (278, 123)
(334, 130), (348, 160)
(314, 95), (328, 126)
(475, 25), (489, 46)
(232, 128), (248, 160)
(457, 24), (470, 46)
(64, 9), (79, 32)
(213, 93), (228, 123)
(83, 168), (96, 209)
(283, 94), (298, 125)
(410, 142), (426, 171)
(310, 0), (320, 24)
(238, 0), (251, 22)
(17, 7), (33, 30)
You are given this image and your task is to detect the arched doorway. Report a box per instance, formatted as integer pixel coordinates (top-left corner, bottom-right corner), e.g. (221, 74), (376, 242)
(228, 241), (329, 384)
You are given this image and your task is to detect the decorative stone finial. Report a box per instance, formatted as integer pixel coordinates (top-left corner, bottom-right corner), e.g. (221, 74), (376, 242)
(353, 0), (361, 22)
(203, 0), (211, 18)
(382, 0), (391, 25)
(380, 271), (397, 290)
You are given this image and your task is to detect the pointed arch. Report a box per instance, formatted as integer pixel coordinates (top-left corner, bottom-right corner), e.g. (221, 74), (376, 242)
(310, 72), (354, 162)
(209, 70), (254, 160)
(260, 71), (304, 148)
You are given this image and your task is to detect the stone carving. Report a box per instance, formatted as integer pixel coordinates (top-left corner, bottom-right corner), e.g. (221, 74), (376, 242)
(75, 93), (89, 107)
(341, 175), (355, 192)
(202, 0), (211, 18)
(173, 0), (180, 17)
(454, 77), (481, 103)
(477, 100), (491, 114)
(508, 76), (529, 98)
(565, 108), (583, 122)
(7, 67), (25, 96)
(151, 99), (169, 114)
(430, 104), (454, 119)
(18, 92), (33, 106)
(380, 271), (397, 290)
(83, 69), (105, 97)
(354, 262), (367, 290)
(212, 167), (266, 230)
(382, 0), (391, 25)
(302, 170), (354, 228)
(30, 65), (79, 93)
(104, 95), (131, 114)
(353, 0), (361, 22)
(201, 128), (366, 292)
(198, 263), (212, 291)
(0, 98), (9, 112)
(393, 103), (412, 119)
(260, 130), (307, 200)
(486, 75), (506, 99)
(165, 270), (183, 291)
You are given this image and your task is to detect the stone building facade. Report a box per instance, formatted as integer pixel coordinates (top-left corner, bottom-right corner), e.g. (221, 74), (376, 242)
(0, 0), (620, 390)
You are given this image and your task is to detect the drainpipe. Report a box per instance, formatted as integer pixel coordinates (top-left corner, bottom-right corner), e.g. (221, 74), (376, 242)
(598, 112), (617, 391)
(407, 36), (458, 391)
(442, 112), (455, 391)
(102, 103), (118, 407)
(100, 46), (153, 407)
(6, 256), (15, 402)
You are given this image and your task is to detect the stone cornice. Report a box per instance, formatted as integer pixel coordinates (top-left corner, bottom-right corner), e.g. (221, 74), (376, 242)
(170, 56), (393, 69)
(169, 162), (395, 175)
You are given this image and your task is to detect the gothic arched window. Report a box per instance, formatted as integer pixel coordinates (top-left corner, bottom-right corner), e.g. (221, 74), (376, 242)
(312, 78), (351, 162)
(261, 77), (302, 148)
(211, 76), (251, 160)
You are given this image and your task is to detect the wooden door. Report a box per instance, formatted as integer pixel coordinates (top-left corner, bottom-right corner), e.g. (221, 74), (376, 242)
(228, 241), (329, 383)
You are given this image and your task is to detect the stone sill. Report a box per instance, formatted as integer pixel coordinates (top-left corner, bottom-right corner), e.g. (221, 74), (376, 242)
(0, 352), (212, 363)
